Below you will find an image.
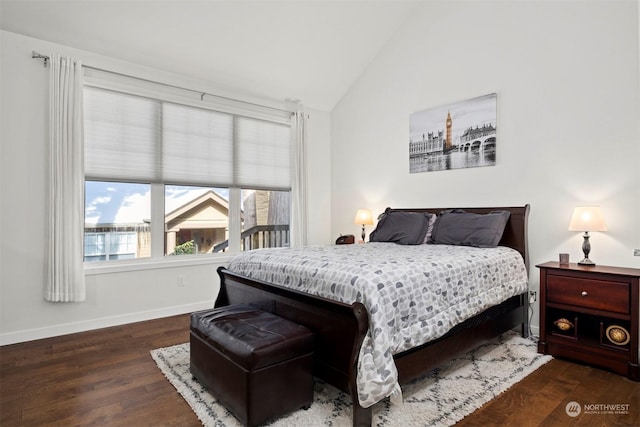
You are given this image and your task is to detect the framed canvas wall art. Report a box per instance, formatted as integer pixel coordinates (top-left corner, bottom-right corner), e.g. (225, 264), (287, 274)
(409, 93), (497, 173)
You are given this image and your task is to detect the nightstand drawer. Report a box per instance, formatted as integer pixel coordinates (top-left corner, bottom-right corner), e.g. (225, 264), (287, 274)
(546, 275), (629, 314)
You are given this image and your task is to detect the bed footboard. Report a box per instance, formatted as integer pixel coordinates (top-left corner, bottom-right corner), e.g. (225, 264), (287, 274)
(216, 266), (372, 425)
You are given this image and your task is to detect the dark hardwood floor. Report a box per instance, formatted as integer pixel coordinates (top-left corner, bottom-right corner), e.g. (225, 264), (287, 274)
(1, 314), (638, 426)
(0, 314), (198, 427)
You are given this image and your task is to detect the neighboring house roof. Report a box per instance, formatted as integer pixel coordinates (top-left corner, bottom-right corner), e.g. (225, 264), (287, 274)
(165, 189), (229, 222)
(165, 190), (231, 232)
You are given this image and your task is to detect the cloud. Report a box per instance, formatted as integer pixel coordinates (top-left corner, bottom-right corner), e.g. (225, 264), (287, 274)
(114, 191), (151, 224)
(93, 196), (112, 204)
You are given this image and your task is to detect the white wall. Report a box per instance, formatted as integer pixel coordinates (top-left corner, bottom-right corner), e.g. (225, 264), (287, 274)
(306, 107), (333, 246)
(0, 30), (332, 344)
(331, 1), (640, 333)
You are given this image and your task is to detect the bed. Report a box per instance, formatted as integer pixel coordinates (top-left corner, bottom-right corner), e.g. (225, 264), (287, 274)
(215, 205), (530, 426)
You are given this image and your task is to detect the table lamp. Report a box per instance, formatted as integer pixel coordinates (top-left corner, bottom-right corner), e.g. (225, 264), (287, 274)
(568, 206), (607, 266)
(354, 209), (373, 243)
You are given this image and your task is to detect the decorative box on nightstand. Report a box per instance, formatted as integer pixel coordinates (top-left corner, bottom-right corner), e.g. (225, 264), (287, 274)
(335, 234), (355, 245)
(537, 261), (639, 381)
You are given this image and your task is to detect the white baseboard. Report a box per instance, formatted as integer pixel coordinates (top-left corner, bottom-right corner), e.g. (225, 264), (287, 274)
(0, 301), (214, 346)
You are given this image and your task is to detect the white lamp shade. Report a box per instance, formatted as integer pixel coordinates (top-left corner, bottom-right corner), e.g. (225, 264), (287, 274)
(354, 209), (373, 225)
(568, 206), (607, 232)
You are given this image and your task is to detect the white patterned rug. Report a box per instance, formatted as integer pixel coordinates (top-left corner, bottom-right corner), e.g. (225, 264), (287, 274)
(151, 330), (551, 426)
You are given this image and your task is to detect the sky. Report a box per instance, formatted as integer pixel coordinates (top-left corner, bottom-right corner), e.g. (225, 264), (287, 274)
(85, 182), (229, 225)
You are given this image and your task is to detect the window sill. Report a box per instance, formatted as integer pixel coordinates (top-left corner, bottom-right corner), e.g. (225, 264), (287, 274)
(84, 253), (236, 275)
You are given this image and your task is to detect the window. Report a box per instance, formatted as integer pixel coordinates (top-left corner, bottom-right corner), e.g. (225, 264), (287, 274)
(84, 231), (139, 262)
(84, 181), (151, 262)
(164, 185), (230, 255)
(241, 189), (290, 251)
(83, 81), (292, 264)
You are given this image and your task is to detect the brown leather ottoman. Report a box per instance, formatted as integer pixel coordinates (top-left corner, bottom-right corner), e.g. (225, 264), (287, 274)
(190, 304), (314, 426)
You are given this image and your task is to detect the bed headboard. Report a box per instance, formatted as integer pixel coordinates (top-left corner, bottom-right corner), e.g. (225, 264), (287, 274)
(390, 205), (530, 272)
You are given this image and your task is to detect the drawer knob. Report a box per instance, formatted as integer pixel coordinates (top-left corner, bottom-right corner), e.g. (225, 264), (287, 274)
(581, 291), (588, 297)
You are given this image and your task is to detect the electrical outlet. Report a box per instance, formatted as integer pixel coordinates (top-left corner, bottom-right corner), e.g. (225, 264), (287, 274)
(529, 290), (537, 303)
(177, 275), (185, 287)
(634, 249), (640, 256)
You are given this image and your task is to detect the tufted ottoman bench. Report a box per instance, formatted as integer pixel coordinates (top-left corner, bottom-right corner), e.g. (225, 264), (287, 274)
(190, 304), (314, 426)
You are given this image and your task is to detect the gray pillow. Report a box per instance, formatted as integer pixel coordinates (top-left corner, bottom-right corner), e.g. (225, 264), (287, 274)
(369, 210), (433, 245)
(430, 209), (510, 248)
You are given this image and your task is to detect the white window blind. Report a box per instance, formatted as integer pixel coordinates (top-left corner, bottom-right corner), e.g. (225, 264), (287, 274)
(84, 85), (291, 189)
(84, 87), (160, 182)
(235, 117), (291, 190)
(162, 103), (234, 186)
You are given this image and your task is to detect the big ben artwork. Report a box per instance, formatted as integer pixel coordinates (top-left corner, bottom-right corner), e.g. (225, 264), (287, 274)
(445, 111), (453, 151)
(409, 93), (497, 173)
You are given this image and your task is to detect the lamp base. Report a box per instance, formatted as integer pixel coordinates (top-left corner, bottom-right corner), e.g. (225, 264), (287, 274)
(578, 232), (595, 266)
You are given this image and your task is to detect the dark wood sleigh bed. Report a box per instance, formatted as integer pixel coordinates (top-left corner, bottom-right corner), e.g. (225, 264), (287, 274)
(215, 205), (530, 426)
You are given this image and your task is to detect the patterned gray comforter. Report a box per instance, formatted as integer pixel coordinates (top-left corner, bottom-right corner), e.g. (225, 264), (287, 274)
(227, 242), (528, 408)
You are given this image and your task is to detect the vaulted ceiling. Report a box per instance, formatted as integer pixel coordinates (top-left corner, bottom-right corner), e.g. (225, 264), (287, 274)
(0, 0), (420, 111)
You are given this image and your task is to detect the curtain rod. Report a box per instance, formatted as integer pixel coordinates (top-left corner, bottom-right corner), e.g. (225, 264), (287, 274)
(31, 50), (295, 115)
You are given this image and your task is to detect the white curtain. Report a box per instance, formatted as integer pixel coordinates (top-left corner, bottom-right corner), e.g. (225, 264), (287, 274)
(45, 53), (86, 302)
(290, 109), (308, 247)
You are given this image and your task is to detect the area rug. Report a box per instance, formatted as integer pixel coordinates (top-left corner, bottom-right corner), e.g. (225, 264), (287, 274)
(151, 330), (552, 426)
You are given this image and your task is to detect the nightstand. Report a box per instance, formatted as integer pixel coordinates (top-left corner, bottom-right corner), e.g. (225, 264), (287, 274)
(537, 261), (639, 381)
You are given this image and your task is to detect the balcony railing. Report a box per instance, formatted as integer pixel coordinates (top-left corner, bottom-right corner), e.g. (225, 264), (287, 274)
(213, 224), (290, 253)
